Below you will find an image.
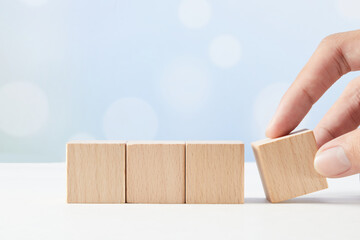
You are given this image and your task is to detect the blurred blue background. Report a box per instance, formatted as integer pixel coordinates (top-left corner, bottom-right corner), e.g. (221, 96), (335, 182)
(0, 0), (359, 162)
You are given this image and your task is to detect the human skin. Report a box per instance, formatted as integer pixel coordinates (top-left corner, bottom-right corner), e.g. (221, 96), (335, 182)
(266, 30), (360, 178)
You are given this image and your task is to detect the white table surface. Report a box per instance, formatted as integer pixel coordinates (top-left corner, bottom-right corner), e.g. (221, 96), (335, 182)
(0, 162), (359, 240)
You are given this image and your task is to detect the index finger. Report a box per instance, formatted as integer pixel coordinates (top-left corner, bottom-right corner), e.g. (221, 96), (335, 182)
(266, 31), (360, 138)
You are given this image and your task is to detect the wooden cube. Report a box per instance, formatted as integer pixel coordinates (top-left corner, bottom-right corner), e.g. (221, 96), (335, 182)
(67, 141), (126, 203)
(251, 129), (328, 203)
(186, 142), (244, 204)
(126, 142), (185, 203)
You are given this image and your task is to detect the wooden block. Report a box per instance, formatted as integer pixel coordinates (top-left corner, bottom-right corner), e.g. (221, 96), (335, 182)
(251, 129), (328, 203)
(186, 142), (244, 204)
(67, 141), (126, 203)
(126, 141), (185, 203)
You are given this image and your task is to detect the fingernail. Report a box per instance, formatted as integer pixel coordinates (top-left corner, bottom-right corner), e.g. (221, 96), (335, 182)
(314, 146), (351, 177)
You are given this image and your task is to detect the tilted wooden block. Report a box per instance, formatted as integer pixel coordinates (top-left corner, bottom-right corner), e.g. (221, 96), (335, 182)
(67, 141), (126, 203)
(251, 129), (328, 203)
(186, 142), (244, 204)
(126, 142), (185, 203)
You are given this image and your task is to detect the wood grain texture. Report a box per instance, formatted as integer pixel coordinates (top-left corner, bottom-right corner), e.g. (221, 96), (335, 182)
(126, 142), (185, 203)
(186, 142), (244, 204)
(251, 129), (328, 203)
(67, 141), (126, 203)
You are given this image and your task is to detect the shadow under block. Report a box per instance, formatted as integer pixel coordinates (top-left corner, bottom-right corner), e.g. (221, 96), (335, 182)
(251, 130), (328, 203)
(67, 141), (126, 203)
(186, 142), (244, 204)
(126, 142), (186, 203)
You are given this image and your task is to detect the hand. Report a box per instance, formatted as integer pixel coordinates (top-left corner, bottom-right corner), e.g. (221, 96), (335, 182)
(266, 30), (360, 178)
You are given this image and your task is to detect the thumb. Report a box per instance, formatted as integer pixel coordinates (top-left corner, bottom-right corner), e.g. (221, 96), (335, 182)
(314, 128), (360, 178)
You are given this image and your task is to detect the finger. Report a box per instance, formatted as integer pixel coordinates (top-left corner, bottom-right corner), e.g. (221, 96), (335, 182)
(314, 128), (360, 178)
(314, 76), (360, 147)
(266, 30), (360, 138)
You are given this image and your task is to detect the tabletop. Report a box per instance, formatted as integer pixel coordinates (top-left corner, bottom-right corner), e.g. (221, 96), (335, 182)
(0, 162), (359, 240)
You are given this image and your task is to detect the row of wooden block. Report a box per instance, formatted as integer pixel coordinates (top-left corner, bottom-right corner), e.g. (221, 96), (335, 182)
(67, 141), (244, 204)
(67, 129), (328, 204)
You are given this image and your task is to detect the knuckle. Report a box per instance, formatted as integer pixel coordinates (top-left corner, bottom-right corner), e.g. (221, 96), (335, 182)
(345, 77), (360, 126)
(300, 87), (316, 106)
(319, 33), (351, 76)
(346, 129), (360, 151)
(320, 33), (343, 48)
(347, 76), (360, 90)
